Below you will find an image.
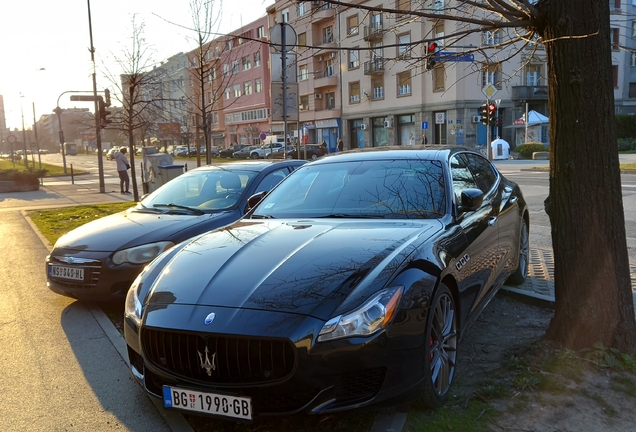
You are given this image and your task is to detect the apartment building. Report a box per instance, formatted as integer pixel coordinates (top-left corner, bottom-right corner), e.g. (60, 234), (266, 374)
(267, 0), (343, 152)
(611, 0), (636, 114)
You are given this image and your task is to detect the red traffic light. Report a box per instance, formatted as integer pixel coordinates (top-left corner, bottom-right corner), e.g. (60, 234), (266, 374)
(427, 42), (438, 53)
(488, 103), (496, 112)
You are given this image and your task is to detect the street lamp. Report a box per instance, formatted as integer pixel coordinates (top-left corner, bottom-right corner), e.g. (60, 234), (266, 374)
(20, 94), (28, 168)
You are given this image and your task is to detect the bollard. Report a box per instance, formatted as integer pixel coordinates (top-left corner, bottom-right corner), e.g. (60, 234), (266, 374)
(184, 163), (188, 172)
(70, 164), (74, 185)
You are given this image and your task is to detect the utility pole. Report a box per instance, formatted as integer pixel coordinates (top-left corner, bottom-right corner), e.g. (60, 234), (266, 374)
(32, 103), (42, 170)
(86, 0), (106, 193)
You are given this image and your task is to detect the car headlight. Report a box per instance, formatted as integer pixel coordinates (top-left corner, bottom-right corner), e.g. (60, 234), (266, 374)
(125, 273), (143, 327)
(317, 286), (403, 342)
(112, 241), (174, 265)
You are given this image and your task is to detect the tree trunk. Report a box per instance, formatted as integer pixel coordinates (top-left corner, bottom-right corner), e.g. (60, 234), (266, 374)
(538, 0), (636, 352)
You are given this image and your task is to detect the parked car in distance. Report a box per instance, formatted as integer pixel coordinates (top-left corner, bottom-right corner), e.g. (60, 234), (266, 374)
(172, 146), (189, 157)
(219, 145), (245, 158)
(250, 142), (284, 159)
(38, 149), (49, 155)
(124, 146), (529, 421)
(106, 148), (117, 160)
(232, 145), (260, 159)
(271, 144), (326, 160)
(46, 160), (306, 302)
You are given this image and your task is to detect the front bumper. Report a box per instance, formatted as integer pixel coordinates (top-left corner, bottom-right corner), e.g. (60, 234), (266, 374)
(46, 249), (143, 301)
(125, 304), (427, 417)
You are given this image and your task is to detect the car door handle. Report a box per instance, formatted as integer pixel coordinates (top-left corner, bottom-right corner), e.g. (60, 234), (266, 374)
(488, 217), (497, 226)
(510, 196), (518, 204)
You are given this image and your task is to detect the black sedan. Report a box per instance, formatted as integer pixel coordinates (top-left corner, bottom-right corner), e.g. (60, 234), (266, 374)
(46, 160), (305, 301)
(219, 145), (245, 158)
(124, 146), (529, 421)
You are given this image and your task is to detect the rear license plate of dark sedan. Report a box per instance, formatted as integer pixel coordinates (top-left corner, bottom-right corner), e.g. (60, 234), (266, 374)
(163, 386), (252, 420)
(49, 265), (84, 281)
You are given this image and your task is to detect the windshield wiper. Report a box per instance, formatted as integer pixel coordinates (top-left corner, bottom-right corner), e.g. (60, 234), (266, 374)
(317, 213), (382, 219)
(152, 203), (205, 215)
(251, 214), (276, 219)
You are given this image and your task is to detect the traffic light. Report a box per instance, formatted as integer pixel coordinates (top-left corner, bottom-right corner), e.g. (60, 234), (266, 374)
(104, 89), (111, 107)
(425, 42), (438, 70)
(487, 103), (497, 124)
(99, 99), (112, 129)
(478, 104), (488, 125)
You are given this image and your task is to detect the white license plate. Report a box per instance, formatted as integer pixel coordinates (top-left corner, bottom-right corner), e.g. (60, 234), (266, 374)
(163, 386), (252, 420)
(50, 265), (85, 281)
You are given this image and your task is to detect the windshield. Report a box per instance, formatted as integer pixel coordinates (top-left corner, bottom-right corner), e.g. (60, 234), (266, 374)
(251, 159), (446, 219)
(140, 168), (257, 212)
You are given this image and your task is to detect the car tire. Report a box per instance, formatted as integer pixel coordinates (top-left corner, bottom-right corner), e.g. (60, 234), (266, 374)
(251, 153), (259, 159)
(506, 218), (529, 286)
(421, 283), (457, 408)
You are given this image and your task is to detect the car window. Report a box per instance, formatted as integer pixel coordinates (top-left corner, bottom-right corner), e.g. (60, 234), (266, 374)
(450, 155), (479, 204)
(460, 153), (498, 193)
(253, 160), (446, 219)
(253, 168), (289, 194)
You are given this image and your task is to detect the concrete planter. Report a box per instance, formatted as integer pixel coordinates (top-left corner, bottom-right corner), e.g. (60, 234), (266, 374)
(0, 181), (39, 193)
(532, 152), (550, 160)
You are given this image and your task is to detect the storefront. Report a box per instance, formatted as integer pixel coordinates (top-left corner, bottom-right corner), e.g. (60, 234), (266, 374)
(349, 119), (365, 148)
(315, 119), (341, 153)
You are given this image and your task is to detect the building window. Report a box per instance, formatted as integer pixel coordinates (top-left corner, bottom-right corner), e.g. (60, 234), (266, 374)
(233, 84), (241, 97)
(298, 32), (307, 47)
(242, 56), (251, 70)
(347, 15), (359, 36)
(435, 23), (445, 48)
(300, 95), (309, 111)
(349, 48), (360, 69)
(323, 26), (333, 44)
(282, 8), (289, 22)
(396, 0), (411, 19)
(349, 81), (361, 103)
(397, 33), (411, 57)
(433, 65), (445, 91)
(326, 92), (336, 109)
(299, 65), (309, 80)
(257, 26), (265, 38)
(631, 51), (636, 66)
(613, 65), (619, 88)
(632, 21), (636, 37)
(482, 29), (500, 46)
(397, 72), (411, 96)
(254, 51), (261, 67)
(211, 68), (217, 80)
(226, 40), (233, 51)
(325, 59), (334, 77)
(611, 28), (620, 50)
(297, 1), (306, 16)
(225, 88), (231, 99)
(613, 0), (621, 8)
(482, 64), (502, 89)
(223, 64), (229, 76)
(255, 78), (263, 92)
(372, 77), (384, 99)
(232, 60), (239, 74)
(525, 65), (541, 85)
(244, 81), (252, 95)
(630, 83), (636, 97)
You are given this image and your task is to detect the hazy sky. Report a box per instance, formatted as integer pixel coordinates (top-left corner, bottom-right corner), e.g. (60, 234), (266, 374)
(0, 0), (272, 130)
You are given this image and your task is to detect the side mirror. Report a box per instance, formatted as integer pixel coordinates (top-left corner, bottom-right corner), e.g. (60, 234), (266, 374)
(457, 188), (484, 213)
(246, 191), (268, 213)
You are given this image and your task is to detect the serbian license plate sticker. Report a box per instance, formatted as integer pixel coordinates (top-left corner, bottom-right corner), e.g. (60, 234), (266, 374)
(49, 265), (84, 281)
(163, 386), (252, 420)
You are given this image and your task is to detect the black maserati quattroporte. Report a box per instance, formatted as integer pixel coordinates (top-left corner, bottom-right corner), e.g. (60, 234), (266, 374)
(124, 146), (529, 421)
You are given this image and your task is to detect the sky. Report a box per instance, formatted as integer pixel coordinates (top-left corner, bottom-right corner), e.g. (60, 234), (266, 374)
(0, 0), (273, 130)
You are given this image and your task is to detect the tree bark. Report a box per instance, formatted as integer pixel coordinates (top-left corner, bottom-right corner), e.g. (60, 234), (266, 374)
(538, 0), (636, 352)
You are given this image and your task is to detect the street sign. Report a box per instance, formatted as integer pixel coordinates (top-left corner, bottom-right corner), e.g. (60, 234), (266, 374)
(434, 52), (475, 62)
(421, 121), (429, 130)
(259, 133), (267, 141)
(6, 135), (17, 144)
(482, 84), (498, 99)
(435, 112), (445, 124)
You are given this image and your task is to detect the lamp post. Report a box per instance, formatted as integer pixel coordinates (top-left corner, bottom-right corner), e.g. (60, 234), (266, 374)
(32, 102), (42, 170)
(53, 105), (67, 174)
(20, 94), (28, 168)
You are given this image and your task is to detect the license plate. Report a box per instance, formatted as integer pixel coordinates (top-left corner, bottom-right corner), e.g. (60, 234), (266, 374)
(49, 265), (84, 281)
(163, 386), (252, 420)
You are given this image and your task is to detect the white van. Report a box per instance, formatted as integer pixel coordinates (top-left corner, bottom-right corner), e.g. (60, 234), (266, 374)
(261, 135), (286, 146)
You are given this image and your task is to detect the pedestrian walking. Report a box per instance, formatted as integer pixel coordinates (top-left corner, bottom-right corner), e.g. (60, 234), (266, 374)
(115, 146), (131, 195)
(422, 134), (428, 145)
(337, 138), (344, 152)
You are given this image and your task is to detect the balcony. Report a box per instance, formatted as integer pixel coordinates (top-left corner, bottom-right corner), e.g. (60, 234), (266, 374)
(511, 85), (548, 101)
(364, 59), (386, 75)
(363, 22), (384, 41)
(313, 69), (338, 89)
(311, 4), (336, 23)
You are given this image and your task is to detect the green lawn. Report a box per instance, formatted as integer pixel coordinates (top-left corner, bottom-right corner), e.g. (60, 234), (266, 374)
(0, 159), (85, 176)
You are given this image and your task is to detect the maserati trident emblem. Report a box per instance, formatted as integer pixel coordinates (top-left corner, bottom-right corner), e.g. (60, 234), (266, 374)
(204, 312), (216, 325)
(198, 346), (216, 376)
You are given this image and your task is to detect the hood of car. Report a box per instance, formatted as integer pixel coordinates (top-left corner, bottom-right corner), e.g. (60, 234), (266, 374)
(146, 219), (443, 320)
(54, 209), (231, 252)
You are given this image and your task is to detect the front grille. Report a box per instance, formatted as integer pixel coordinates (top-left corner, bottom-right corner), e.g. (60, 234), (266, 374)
(333, 367), (386, 405)
(48, 258), (102, 290)
(142, 329), (296, 385)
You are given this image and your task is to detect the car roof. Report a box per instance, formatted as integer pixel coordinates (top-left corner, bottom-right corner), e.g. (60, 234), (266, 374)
(187, 160), (305, 173)
(318, 145), (477, 163)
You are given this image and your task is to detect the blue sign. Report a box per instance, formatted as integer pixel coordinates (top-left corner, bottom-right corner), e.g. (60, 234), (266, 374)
(456, 119), (462, 124)
(421, 121), (429, 130)
(434, 52), (475, 62)
(448, 120), (453, 124)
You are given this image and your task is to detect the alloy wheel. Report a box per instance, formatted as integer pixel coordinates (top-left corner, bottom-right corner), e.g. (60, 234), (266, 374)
(428, 291), (457, 397)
